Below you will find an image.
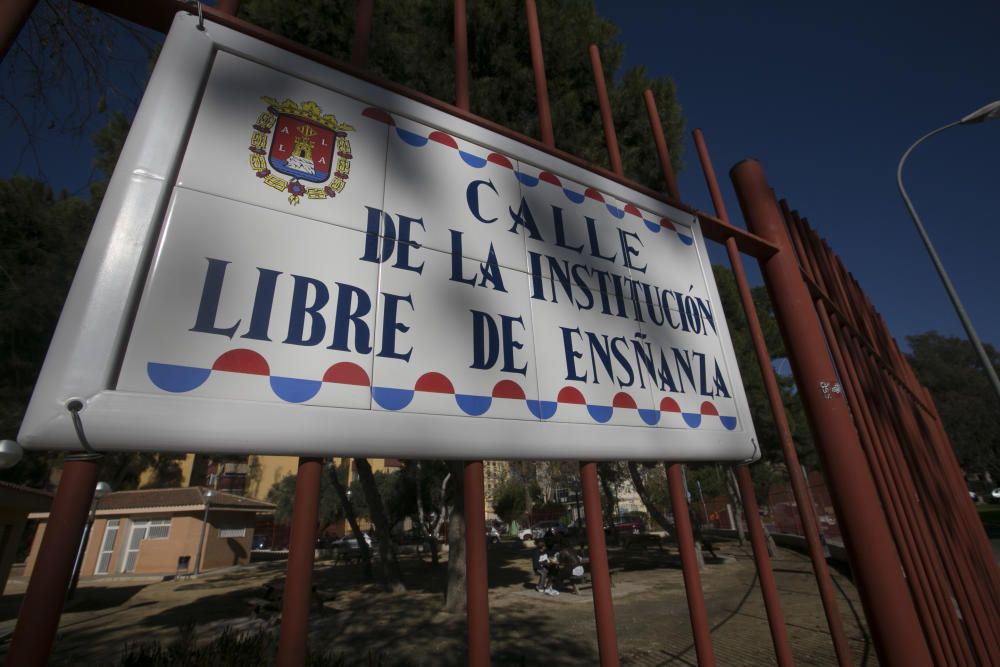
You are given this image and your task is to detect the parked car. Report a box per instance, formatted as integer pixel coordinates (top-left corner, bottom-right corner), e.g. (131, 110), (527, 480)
(332, 533), (373, 555)
(530, 521), (567, 540)
(517, 526), (534, 541)
(989, 488), (1000, 504)
(969, 490), (980, 503)
(486, 526), (501, 545)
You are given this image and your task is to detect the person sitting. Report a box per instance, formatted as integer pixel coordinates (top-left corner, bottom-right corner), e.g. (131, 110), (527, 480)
(531, 542), (559, 596)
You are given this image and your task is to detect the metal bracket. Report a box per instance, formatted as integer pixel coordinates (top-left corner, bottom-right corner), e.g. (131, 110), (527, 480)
(187, 1), (205, 31)
(65, 400), (103, 462)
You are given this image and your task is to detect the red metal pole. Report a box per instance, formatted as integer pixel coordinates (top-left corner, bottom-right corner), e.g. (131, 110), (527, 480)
(788, 208), (963, 663)
(0, 0), (37, 63)
(350, 0), (374, 69)
(691, 129), (851, 666)
(215, 0), (240, 15)
(580, 462), (620, 666)
(453, 0), (469, 111)
(524, 0), (554, 148)
(276, 457), (322, 667)
(734, 466), (794, 667)
(588, 45), (623, 176)
(817, 306), (959, 666)
(4, 455), (99, 667)
(666, 463), (716, 666)
(730, 159), (933, 667)
(643, 91), (680, 201)
(452, 5), (491, 663)
(463, 461), (490, 667)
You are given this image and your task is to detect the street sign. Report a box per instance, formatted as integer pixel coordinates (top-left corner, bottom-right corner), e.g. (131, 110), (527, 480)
(19, 13), (758, 462)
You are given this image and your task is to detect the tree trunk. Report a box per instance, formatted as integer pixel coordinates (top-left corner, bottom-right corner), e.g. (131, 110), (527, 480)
(415, 460), (426, 530)
(626, 462), (674, 532)
(327, 460), (373, 581)
(443, 462), (466, 614)
(429, 471), (451, 566)
(725, 466), (746, 545)
(597, 462), (617, 522)
(354, 458), (406, 592)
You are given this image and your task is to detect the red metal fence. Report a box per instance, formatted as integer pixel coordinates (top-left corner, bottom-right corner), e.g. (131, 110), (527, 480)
(2, 1), (999, 666)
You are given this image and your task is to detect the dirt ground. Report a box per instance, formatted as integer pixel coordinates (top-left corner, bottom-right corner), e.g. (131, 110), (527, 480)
(0, 538), (876, 666)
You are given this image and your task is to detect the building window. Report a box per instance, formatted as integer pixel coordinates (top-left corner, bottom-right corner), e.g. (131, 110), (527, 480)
(219, 526), (246, 538)
(146, 518), (171, 540)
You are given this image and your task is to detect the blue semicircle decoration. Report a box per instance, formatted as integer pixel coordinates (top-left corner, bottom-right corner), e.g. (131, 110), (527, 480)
(395, 127), (428, 147)
(638, 409), (661, 426)
(515, 172), (539, 187)
(270, 376), (322, 403)
(456, 394), (492, 416)
(563, 189), (585, 204)
(526, 400), (557, 420)
(606, 205), (625, 219)
(147, 362), (211, 393)
(587, 405), (613, 423)
(720, 416), (738, 431)
(643, 219), (661, 234)
(459, 151), (487, 168)
(682, 413), (702, 428)
(372, 387), (415, 411)
(678, 233), (694, 246)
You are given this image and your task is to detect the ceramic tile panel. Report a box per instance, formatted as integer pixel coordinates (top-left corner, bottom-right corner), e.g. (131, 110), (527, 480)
(513, 163), (639, 291)
(176, 51), (390, 235)
(637, 292), (742, 433)
(370, 246), (539, 421)
(620, 200), (703, 307)
(118, 188), (378, 409)
(381, 115), (528, 273)
(529, 280), (658, 427)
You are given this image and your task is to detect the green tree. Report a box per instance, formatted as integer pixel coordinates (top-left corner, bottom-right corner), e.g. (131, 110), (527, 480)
(492, 478), (528, 525)
(907, 331), (1000, 480)
(239, 0), (683, 188)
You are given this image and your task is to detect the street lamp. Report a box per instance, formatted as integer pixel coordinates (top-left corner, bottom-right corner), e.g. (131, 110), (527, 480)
(68, 481), (112, 599)
(897, 100), (1000, 405)
(193, 488), (215, 575)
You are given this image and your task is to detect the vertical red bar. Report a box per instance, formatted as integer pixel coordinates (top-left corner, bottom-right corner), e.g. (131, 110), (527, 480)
(350, 0), (374, 69)
(276, 457), (323, 667)
(693, 129), (852, 666)
(463, 461), (490, 666)
(580, 462), (620, 666)
(734, 467), (794, 667)
(0, 0), (37, 62)
(666, 464), (716, 666)
(5, 456), (100, 667)
(453, 0), (469, 111)
(816, 307), (957, 666)
(642, 91), (680, 201)
(215, 0), (240, 16)
(452, 4), (491, 663)
(588, 45), (623, 176)
(524, 0), (554, 148)
(731, 160), (933, 667)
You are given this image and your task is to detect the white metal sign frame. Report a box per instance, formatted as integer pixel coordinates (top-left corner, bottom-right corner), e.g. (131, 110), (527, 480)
(19, 13), (758, 462)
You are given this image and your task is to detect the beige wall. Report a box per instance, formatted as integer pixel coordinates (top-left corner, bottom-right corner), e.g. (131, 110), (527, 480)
(26, 510), (262, 578)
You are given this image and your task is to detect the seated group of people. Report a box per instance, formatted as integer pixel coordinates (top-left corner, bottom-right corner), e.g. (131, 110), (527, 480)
(531, 537), (585, 596)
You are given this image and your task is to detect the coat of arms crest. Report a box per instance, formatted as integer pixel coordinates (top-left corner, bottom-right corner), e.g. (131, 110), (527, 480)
(248, 96), (355, 205)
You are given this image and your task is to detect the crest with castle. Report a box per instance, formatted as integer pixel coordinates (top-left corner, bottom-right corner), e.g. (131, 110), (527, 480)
(248, 96), (355, 205)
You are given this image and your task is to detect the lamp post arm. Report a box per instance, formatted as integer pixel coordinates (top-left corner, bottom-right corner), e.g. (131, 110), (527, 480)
(897, 122), (1000, 406)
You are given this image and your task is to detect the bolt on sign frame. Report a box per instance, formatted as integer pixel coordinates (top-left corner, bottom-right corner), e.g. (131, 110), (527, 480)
(3, 1), (999, 666)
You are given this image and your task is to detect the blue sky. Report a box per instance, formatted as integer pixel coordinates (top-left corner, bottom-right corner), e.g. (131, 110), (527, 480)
(595, 2), (1000, 353)
(3, 2), (998, 353)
